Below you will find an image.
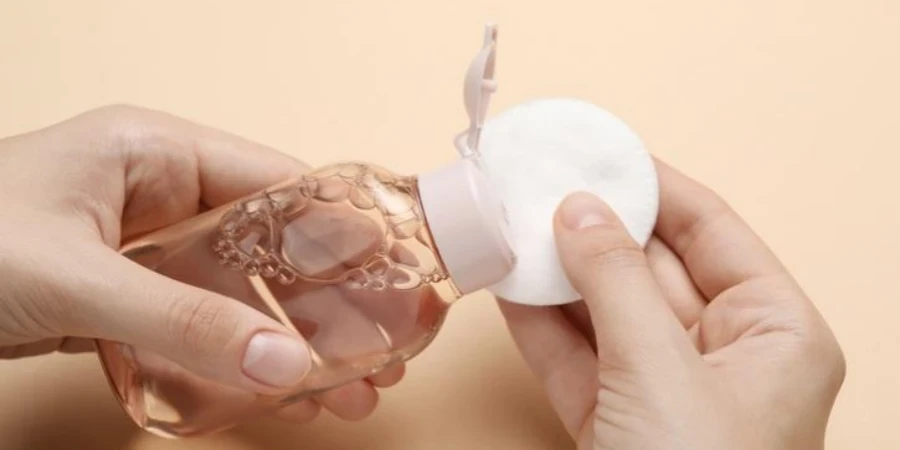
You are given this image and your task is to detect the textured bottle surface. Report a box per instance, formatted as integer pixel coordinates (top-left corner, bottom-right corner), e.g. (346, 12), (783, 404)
(96, 163), (459, 437)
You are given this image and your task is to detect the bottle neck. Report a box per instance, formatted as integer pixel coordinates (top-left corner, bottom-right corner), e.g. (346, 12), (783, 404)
(406, 183), (464, 300)
(414, 158), (515, 296)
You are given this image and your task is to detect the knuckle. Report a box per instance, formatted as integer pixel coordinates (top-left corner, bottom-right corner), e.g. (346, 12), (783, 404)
(817, 330), (847, 390)
(799, 332), (847, 393)
(672, 195), (735, 255)
(89, 103), (145, 118)
(167, 295), (240, 358)
(79, 104), (146, 135)
(787, 297), (847, 391)
(828, 341), (847, 388)
(78, 104), (158, 152)
(98, 106), (148, 144)
(580, 237), (647, 271)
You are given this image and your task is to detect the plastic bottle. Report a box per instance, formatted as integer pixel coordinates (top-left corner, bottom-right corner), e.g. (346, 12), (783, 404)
(95, 24), (515, 438)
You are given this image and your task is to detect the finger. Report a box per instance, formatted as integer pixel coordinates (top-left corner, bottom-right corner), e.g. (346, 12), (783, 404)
(498, 299), (598, 438)
(562, 238), (706, 337)
(66, 105), (312, 239)
(58, 337), (96, 354)
(653, 160), (786, 299)
(316, 381), (379, 421)
(554, 192), (697, 370)
(74, 247), (312, 395)
(0, 337), (96, 359)
(0, 339), (65, 359)
(645, 236), (706, 328)
(366, 363), (406, 388)
(97, 104), (311, 206)
(274, 400), (322, 423)
(187, 123), (312, 208)
(560, 301), (595, 348)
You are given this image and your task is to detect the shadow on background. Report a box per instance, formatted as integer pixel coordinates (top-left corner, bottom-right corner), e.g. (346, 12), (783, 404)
(0, 354), (138, 450)
(0, 330), (570, 450)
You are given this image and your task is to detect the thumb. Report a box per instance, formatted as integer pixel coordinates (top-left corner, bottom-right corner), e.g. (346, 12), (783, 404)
(554, 192), (695, 371)
(80, 248), (312, 395)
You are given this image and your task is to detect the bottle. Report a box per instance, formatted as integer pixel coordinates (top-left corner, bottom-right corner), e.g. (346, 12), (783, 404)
(95, 24), (514, 438)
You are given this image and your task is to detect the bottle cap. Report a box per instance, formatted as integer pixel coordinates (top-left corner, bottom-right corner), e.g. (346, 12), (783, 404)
(417, 24), (516, 294)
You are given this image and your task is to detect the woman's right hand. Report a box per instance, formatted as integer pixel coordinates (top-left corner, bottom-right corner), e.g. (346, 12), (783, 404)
(500, 161), (845, 449)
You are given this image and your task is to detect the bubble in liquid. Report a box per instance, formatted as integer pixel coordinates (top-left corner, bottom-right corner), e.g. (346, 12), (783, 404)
(315, 178), (351, 202)
(220, 209), (247, 237)
(415, 228), (430, 247)
(298, 179), (318, 198)
(388, 217), (420, 239)
(276, 268), (296, 285)
(344, 269), (369, 289)
(220, 250), (242, 269)
(259, 259), (279, 278)
(364, 258), (390, 277)
(242, 261), (260, 276)
(373, 168), (395, 184)
(388, 243), (419, 267)
(386, 268), (415, 289)
(235, 223), (270, 258)
(267, 187), (308, 216)
(349, 188), (376, 210)
(338, 164), (362, 179)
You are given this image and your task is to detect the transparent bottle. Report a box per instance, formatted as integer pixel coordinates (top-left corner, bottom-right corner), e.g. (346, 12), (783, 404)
(95, 25), (512, 438)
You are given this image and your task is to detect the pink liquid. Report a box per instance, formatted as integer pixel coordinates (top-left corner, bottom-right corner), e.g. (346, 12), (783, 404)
(96, 163), (460, 437)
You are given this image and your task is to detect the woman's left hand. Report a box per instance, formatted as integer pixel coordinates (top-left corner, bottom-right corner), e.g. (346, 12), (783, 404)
(0, 105), (404, 423)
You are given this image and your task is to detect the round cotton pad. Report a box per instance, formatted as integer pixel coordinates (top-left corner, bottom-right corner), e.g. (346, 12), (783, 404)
(477, 98), (659, 306)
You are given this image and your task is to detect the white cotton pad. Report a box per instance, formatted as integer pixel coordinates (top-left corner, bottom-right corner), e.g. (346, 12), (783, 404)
(477, 97), (659, 306)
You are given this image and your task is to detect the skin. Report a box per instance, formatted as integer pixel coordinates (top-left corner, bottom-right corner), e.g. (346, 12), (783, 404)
(0, 105), (403, 423)
(499, 162), (846, 449)
(0, 106), (845, 446)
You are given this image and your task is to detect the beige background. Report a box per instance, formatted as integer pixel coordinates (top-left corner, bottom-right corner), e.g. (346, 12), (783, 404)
(1, 1), (898, 449)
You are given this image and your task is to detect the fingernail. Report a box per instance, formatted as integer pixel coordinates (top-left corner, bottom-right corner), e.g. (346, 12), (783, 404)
(242, 332), (311, 388)
(559, 192), (611, 230)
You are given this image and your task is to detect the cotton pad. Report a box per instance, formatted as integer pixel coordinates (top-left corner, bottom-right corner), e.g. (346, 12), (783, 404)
(477, 98), (659, 306)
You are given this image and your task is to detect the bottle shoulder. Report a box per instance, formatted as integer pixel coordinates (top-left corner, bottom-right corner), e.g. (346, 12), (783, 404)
(305, 161), (409, 182)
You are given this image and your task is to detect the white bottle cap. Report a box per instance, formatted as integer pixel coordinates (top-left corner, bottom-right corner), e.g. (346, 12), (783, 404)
(418, 158), (515, 294)
(417, 24), (516, 294)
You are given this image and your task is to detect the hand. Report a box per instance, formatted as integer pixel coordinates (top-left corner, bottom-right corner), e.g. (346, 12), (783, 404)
(499, 161), (845, 449)
(0, 105), (402, 423)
